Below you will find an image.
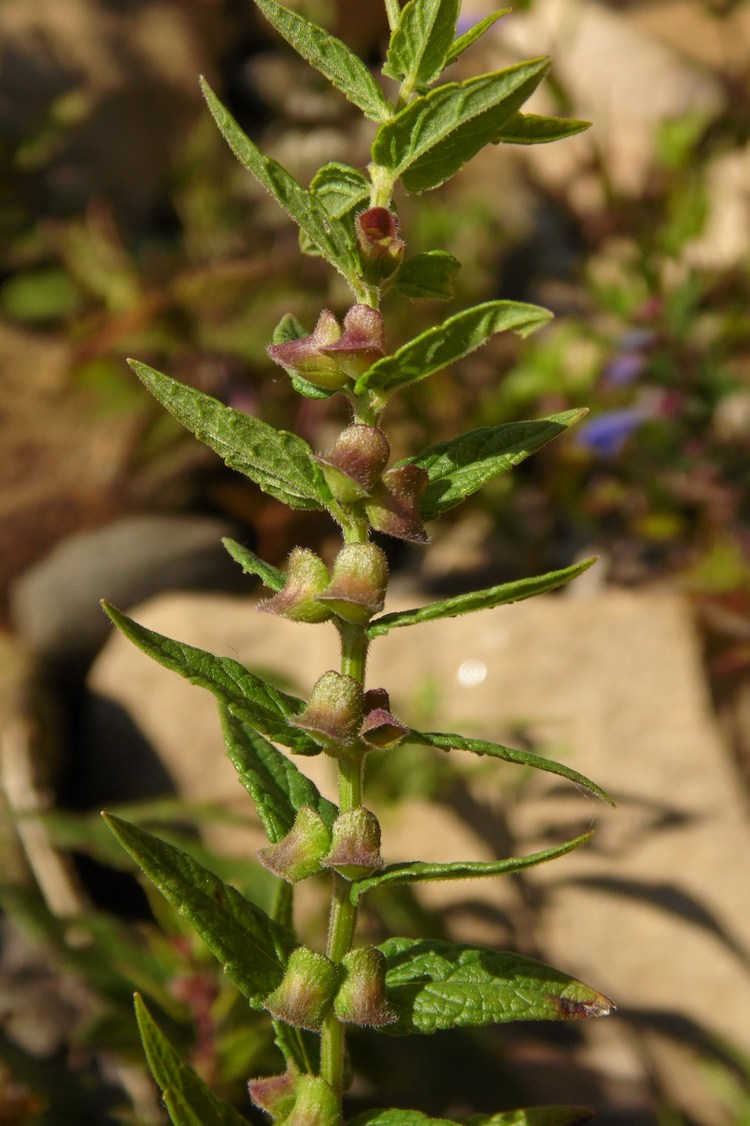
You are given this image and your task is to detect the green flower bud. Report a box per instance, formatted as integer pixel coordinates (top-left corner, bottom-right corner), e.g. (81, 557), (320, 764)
(361, 687), (408, 749)
(365, 464), (430, 544)
(259, 548), (332, 624)
(316, 543), (389, 624)
(263, 947), (341, 1031)
(288, 671), (364, 748)
(258, 806), (332, 883)
(324, 807), (383, 879)
(315, 424), (390, 502)
(278, 1075), (338, 1126)
(334, 946), (397, 1027)
(248, 1071), (297, 1117)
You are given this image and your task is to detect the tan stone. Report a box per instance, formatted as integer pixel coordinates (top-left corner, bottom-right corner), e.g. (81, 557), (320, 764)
(90, 586), (750, 1122)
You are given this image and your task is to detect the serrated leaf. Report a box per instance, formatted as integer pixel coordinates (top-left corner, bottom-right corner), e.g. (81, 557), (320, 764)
(310, 162), (371, 218)
(221, 537), (285, 591)
(135, 994), (249, 1126)
(395, 250), (461, 300)
(105, 816), (296, 1006)
(355, 301), (551, 397)
(102, 602), (321, 756)
(128, 359), (329, 512)
(350, 833), (592, 905)
(219, 708), (337, 843)
(368, 558), (597, 638)
(384, 0), (461, 88)
(379, 938), (613, 1034)
(494, 112), (592, 145)
(201, 79), (362, 290)
(371, 60), (550, 194)
(404, 409), (586, 521)
(444, 10), (510, 67)
(407, 729), (614, 805)
(349, 1113), (459, 1126)
(253, 0), (389, 121)
(465, 1109), (594, 1126)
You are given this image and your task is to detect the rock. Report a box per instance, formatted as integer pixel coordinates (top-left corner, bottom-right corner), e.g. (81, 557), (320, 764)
(9, 515), (248, 678)
(88, 585), (750, 1121)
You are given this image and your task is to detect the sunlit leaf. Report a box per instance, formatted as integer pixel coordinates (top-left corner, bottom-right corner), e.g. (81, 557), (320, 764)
(368, 558), (597, 637)
(380, 938), (613, 1034)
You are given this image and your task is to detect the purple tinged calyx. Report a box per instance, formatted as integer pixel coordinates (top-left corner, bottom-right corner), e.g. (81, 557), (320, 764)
(267, 305), (385, 389)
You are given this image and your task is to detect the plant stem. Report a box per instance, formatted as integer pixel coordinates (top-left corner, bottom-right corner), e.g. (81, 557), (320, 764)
(319, 613), (372, 1106)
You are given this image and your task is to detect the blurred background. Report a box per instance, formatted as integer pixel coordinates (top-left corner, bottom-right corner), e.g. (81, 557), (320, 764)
(1, 0), (749, 1123)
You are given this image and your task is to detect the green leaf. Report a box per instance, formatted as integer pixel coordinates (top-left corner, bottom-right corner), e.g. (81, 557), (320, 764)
(493, 112), (592, 145)
(355, 301), (551, 397)
(134, 994), (249, 1126)
(349, 1113), (459, 1126)
(465, 1110), (594, 1126)
(368, 558), (597, 638)
(350, 833), (592, 905)
(310, 162), (371, 218)
(379, 938), (613, 1034)
(404, 409), (587, 521)
(408, 730), (614, 805)
(384, 0), (461, 88)
(105, 816), (296, 1006)
(102, 602), (322, 756)
(128, 359), (330, 512)
(371, 60), (550, 194)
(219, 708), (338, 844)
(221, 537), (286, 591)
(253, 0), (389, 122)
(394, 250), (461, 300)
(444, 10), (510, 67)
(201, 79), (362, 289)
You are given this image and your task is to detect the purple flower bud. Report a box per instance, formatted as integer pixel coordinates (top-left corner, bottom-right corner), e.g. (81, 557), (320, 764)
(258, 806), (332, 883)
(259, 548), (332, 624)
(315, 543), (389, 624)
(334, 946), (397, 1027)
(317, 304), (386, 380)
(267, 309), (349, 390)
(315, 424), (391, 502)
(365, 464), (430, 544)
(263, 947), (341, 1031)
(289, 671), (364, 748)
(356, 207), (405, 284)
(361, 687), (408, 749)
(248, 1071), (296, 1116)
(324, 808), (383, 879)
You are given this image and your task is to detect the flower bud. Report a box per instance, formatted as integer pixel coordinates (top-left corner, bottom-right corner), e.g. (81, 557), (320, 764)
(334, 946), (397, 1027)
(288, 671), (364, 748)
(258, 806), (332, 883)
(361, 688), (408, 749)
(365, 464), (430, 544)
(315, 425), (390, 502)
(249, 1071), (297, 1117)
(263, 947), (341, 1031)
(267, 309), (349, 390)
(356, 207), (405, 285)
(317, 304), (386, 381)
(259, 548), (332, 624)
(279, 1075), (338, 1126)
(316, 543), (388, 625)
(324, 808), (383, 879)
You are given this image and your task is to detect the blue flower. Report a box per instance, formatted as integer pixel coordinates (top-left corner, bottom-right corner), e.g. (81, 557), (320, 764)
(575, 408), (647, 457)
